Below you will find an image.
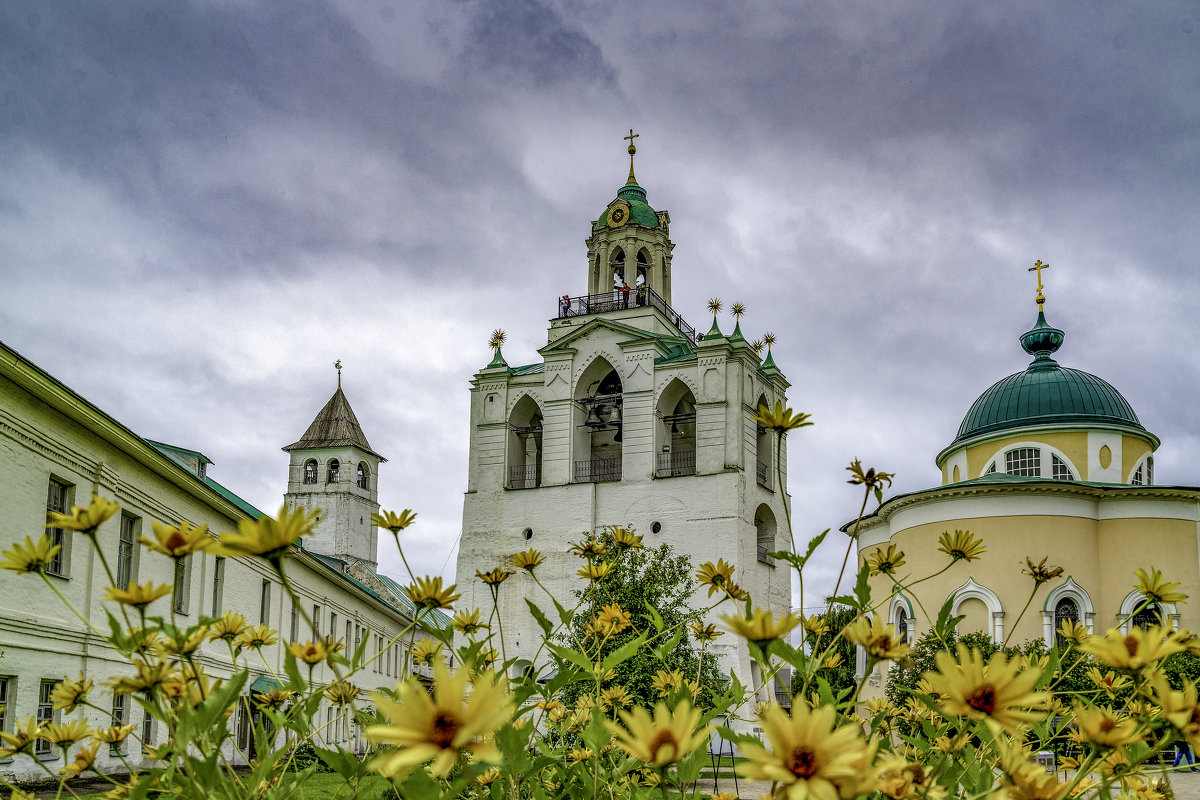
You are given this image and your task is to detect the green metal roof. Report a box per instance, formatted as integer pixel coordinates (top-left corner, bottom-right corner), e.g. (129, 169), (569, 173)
(204, 477), (265, 519)
(594, 181), (660, 230)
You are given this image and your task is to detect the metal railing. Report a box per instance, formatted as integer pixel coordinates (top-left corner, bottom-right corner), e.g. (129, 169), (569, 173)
(507, 464), (539, 489)
(557, 286), (696, 342)
(757, 540), (774, 565)
(656, 449), (696, 478)
(573, 457), (621, 484)
(756, 459), (771, 490)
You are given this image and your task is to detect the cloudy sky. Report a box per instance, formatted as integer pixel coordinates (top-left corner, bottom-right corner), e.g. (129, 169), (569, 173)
(2, 1), (1197, 611)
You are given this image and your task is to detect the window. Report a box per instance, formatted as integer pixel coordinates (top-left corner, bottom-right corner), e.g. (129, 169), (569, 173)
(1132, 456), (1154, 486)
(303, 459), (318, 485)
(312, 604), (321, 636)
(896, 607), (909, 645)
(1146, 456), (1154, 485)
(173, 556), (190, 614)
(0, 677), (10, 735)
(290, 603), (299, 642)
(330, 612), (338, 644)
(345, 620), (351, 651)
(356, 463), (368, 489)
(211, 557), (226, 615)
(117, 513), (139, 588)
(36, 679), (57, 755)
(45, 478), (72, 577)
(110, 693), (128, 754)
(755, 505), (777, 566)
(985, 462), (997, 475)
(260, 580), (272, 625)
(1005, 448), (1041, 476)
(1051, 454), (1075, 481)
(354, 624), (362, 655)
(1054, 598), (1079, 646)
(141, 708), (155, 752)
(327, 460), (340, 484)
(1132, 604), (1163, 630)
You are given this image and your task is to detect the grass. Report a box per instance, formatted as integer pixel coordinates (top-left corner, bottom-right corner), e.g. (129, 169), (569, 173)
(64, 772), (395, 800)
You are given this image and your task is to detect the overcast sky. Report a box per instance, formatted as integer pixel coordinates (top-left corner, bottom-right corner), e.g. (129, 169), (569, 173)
(2, 1), (1197, 612)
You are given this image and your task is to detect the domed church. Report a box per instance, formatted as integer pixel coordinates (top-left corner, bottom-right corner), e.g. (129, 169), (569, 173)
(855, 265), (1200, 686)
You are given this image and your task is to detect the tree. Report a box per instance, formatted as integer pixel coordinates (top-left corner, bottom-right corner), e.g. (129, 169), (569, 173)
(791, 605), (857, 701)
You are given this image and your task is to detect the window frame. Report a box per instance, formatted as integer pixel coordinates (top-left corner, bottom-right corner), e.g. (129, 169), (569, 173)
(44, 478), (74, 578)
(303, 459), (318, 485)
(211, 556), (226, 615)
(260, 580), (272, 626)
(172, 555), (191, 614)
(117, 512), (140, 588)
(36, 679), (58, 757)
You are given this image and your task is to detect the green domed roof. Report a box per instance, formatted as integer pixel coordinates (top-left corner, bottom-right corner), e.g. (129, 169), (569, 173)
(594, 180), (660, 231)
(951, 311), (1149, 446)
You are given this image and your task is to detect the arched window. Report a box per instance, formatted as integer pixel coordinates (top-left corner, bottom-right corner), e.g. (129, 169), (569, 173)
(1131, 456), (1154, 486)
(896, 606), (910, 645)
(507, 395), (543, 489)
(755, 395), (772, 490)
(1054, 598), (1079, 646)
(1051, 454), (1075, 480)
(1131, 604), (1163, 630)
(303, 460), (318, 485)
(356, 462), (369, 489)
(1005, 448), (1041, 476)
(327, 459), (340, 484)
(572, 360), (622, 484)
(655, 380), (696, 478)
(985, 445), (1078, 480)
(754, 504), (776, 566)
(609, 247), (625, 284)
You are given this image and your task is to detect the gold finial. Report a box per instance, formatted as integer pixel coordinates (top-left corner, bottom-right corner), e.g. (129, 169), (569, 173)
(624, 128), (639, 182)
(1028, 259), (1050, 309)
(730, 302), (746, 319)
(334, 359), (342, 389)
(489, 329), (507, 352)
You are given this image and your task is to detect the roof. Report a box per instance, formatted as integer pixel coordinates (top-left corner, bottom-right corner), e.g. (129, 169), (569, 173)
(283, 386), (384, 459)
(594, 180), (660, 231)
(306, 551), (451, 628)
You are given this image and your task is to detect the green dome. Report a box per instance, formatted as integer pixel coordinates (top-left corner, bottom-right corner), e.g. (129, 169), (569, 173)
(951, 311), (1149, 446)
(594, 181), (660, 230)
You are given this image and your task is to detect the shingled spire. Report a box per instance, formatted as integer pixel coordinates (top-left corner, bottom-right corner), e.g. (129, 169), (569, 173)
(283, 386), (382, 459)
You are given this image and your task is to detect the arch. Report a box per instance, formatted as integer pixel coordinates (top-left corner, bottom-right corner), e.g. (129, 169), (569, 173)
(1129, 454), (1154, 485)
(572, 356), (622, 483)
(1041, 577), (1095, 646)
(507, 394), (543, 489)
(511, 659), (534, 680)
(356, 462), (369, 490)
(655, 378), (696, 477)
(950, 578), (1004, 641)
(889, 594), (915, 644)
(635, 248), (651, 290)
(609, 246), (626, 284)
(754, 394), (773, 490)
(326, 459), (340, 484)
(1119, 590), (1178, 632)
(754, 503), (777, 566)
(303, 459), (318, 485)
(977, 441), (1080, 480)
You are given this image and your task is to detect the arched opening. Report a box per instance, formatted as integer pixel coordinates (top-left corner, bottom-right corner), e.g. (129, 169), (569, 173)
(636, 249), (651, 303)
(573, 358), (622, 483)
(655, 380), (696, 477)
(507, 395), (543, 489)
(1131, 603), (1164, 630)
(1054, 597), (1079, 646)
(356, 462), (369, 490)
(895, 606), (910, 645)
(609, 246), (625, 286)
(303, 459), (318, 485)
(326, 459), (340, 484)
(957, 597), (990, 635)
(755, 395), (773, 490)
(754, 503), (776, 565)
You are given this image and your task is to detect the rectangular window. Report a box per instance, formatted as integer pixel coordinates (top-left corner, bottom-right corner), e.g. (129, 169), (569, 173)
(355, 624), (362, 654)
(36, 679), (57, 755)
(345, 620), (351, 651)
(211, 557), (226, 615)
(117, 513), (139, 588)
(290, 603), (299, 642)
(110, 693), (128, 754)
(1005, 448), (1041, 477)
(260, 580), (272, 626)
(0, 676), (10, 734)
(45, 478), (72, 577)
(141, 709), (155, 752)
(172, 556), (190, 614)
(330, 612), (338, 645)
(312, 604), (321, 637)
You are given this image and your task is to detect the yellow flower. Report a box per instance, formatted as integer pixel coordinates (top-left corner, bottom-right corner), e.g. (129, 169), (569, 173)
(1074, 704), (1143, 747)
(651, 669), (686, 697)
(46, 493), (119, 533)
(216, 504), (319, 562)
(1151, 678), (1200, 747)
(1023, 556), (1064, 586)
(0, 716), (45, 758)
(367, 665), (513, 779)
(595, 603), (631, 636)
(820, 652), (843, 670)
(696, 559), (735, 596)
(253, 687), (296, 711)
(609, 526), (644, 550)
(600, 686), (634, 710)
(208, 611), (248, 644)
(476, 566), (514, 586)
(1135, 567), (1188, 605)
(998, 745), (1074, 800)
(607, 700), (708, 767)
(722, 608), (802, 646)
(752, 401), (814, 434)
(690, 620), (722, 642)
(50, 673), (93, 713)
(846, 459), (895, 493)
(937, 529), (986, 562)
(477, 767), (501, 785)
(925, 645), (1050, 733)
(726, 583), (749, 601)
(451, 608), (488, 636)
(800, 615), (828, 638)
(1086, 667), (1130, 697)
(1079, 626), (1187, 670)
(1057, 619), (1091, 646)
(568, 747), (594, 762)
(110, 660), (183, 697)
(141, 519), (212, 558)
(42, 718), (91, 748)
(878, 756), (946, 800)
(104, 581), (173, 608)
(235, 624), (278, 651)
(867, 544), (905, 577)
(0, 535), (62, 574)
(288, 640), (331, 665)
(842, 616), (911, 661)
(509, 549), (544, 571)
(577, 561), (613, 581)
(372, 509), (417, 533)
(163, 626), (210, 657)
(405, 576), (460, 611)
(569, 538), (608, 559)
(737, 701), (878, 799)
(60, 741), (100, 777)
(93, 724), (136, 745)
(411, 639), (445, 666)
(324, 681), (362, 706)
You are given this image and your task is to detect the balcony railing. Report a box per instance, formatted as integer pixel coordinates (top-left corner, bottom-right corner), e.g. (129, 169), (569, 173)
(756, 459), (771, 490)
(573, 457), (621, 484)
(656, 449), (696, 478)
(557, 286), (696, 343)
(508, 464), (540, 490)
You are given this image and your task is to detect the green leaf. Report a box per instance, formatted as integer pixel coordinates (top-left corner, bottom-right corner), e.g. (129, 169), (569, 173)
(652, 627), (684, 661)
(551, 595), (574, 626)
(601, 631), (649, 671)
(398, 766), (444, 800)
(933, 596), (965, 641)
(525, 598), (554, 638)
(646, 602), (665, 633)
(283, 647), (307, 692)
(495, 722), (532, 773)
(548, 642), (596, 675)
(853, 562), (872, 610)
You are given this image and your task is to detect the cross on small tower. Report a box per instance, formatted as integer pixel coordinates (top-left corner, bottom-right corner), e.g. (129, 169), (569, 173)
(334, 359), (342, 389)
(1028, 260), (1050, 310)
(624, 128), (639, 182)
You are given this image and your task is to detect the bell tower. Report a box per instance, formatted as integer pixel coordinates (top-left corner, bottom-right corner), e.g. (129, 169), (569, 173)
(283, 362), (385, 570)
(585, 129), (675, 301)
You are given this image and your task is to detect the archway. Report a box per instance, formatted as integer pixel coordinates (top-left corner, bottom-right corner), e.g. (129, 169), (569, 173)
(755, 394), (773, 489)
(507, 395), (543, 489)
(573, 358), (622, 483)
(655, 379), (696, 477)
(754, 503), (777, 565)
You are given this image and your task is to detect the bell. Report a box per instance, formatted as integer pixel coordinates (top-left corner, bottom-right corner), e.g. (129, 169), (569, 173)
(584, 405), (605, 428)
(613, 424), (622, 443)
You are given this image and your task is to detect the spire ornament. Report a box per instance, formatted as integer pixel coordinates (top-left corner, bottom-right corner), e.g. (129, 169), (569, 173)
(334, 359), (342, 389)
(1028, 259), (1050, 310)
(487, 330), (508, 369)
(729, 302), (746, 342)
(624, 129), (639, 183)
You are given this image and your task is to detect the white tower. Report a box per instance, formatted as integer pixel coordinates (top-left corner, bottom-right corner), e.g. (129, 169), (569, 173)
(458, 136), (794, 695)
(284, 366), (385, 571)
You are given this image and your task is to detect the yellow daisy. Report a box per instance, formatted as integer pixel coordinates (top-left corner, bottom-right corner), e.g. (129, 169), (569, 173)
(104, 581), (173, 608)
(696, 559), (735, 596)
(595, 603), (631, 636)
(0, 535), (62, 574)
(1079, 626), (1187, 670)
(866, 544), (905, 577)
(93, 724), (136, 745)
(411, 639), (445, 666)
(509, 548), (544, 571)
(476, 567), (514, 586)
(752, 401), (814, 434)
(405, 576), (460, 611)
(722, 608), (802, 646)
(925, 644), (1049, 733)
(287, 640), (331, 665)
(609, 526), (644, 550)
(842, 615), (911, 661)
(49, 672), (93, 714)
(235, 624), (278, 651)
(690, 620), (722, 642)
(253, 688), (296, 711)
(937, 529), (986, 562)
(216, 504), (319, 563)
(0, 716), (45, 758)
(324, 681), (362, 706)
(451, 608), (488, 636)
(372, 509), (417, 533)
(141, 519), (212, 558)
(109, 660), (183, 697)
(569, 538), (608, 559)
(162, 626), (210, 657)
(606, 700), (708, 767)
(59, 741), (100, 777)
(577, 561), (613, 581)
(1074, 704), (1143, 747)
(1135, 567), (1188, 605)
(208, 611), (248, 643)
(42, 718), (91, 748)
(46, 493), (119, 533)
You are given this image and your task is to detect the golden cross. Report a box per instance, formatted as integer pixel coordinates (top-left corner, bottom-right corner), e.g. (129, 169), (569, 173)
(1027, 259), (1050, 309)
(334, 359), (342, 388)
(624, 128), (639, 181)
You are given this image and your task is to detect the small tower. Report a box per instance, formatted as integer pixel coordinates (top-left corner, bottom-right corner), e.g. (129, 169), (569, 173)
(284, 362), (386, 570)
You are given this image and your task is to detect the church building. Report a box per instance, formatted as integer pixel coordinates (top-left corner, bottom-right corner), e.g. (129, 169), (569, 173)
(457, 135), (794, 693)
(855, 269), (1200, 690)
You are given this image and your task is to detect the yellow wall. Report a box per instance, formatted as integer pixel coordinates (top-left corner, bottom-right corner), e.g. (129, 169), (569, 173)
(1122, 437), (1153, 482)
(964, 432), (1089, 480)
